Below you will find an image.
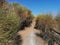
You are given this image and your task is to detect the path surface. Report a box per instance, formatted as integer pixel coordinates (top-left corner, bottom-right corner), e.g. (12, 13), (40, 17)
(18, 19), (48, 45)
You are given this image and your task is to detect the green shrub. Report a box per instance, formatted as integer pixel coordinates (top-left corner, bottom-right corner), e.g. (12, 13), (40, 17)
(0, 6), (20, 40)
(35, 14), (56, 32)
(55, 14), (60, 32)
(12, 3), (34, 30)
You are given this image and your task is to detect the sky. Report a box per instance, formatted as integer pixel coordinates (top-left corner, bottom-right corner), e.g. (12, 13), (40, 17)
(7, 0), (60, 16)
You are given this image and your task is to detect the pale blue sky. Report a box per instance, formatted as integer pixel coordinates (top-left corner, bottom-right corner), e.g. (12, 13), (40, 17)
(7, 0), (60, 16)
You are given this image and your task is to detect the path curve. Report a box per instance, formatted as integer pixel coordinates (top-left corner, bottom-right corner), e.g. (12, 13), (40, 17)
(18, 19), (48, 45)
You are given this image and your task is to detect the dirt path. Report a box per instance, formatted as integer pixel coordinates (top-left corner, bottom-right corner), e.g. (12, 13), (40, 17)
(18, 19), (48, 45)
